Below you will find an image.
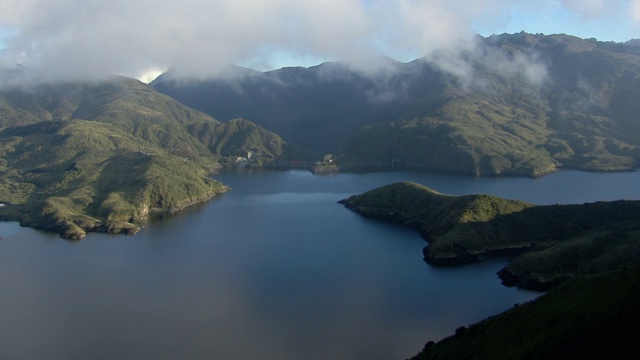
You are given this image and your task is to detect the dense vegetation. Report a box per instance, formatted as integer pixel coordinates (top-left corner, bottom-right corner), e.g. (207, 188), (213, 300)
(0, 77), (290, 238)
(410, 265), (640, 359)
(340, 181), (640, 290)
(153, 33), (640, 176)
(342, 181), (640, 357)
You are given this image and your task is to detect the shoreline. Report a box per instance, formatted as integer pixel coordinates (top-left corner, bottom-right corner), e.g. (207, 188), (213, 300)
(0, 186), (230, 240)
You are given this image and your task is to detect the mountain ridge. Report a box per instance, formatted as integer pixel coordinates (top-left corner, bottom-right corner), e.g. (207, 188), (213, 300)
(152, 32), (640, 176)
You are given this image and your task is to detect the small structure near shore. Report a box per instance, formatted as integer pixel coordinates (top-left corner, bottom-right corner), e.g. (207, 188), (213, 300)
(312, 154), (339, 174)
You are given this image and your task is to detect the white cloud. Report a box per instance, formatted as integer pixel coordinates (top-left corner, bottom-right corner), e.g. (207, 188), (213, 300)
(0, 0), (637, 82)
(630, 0), (640, 22)
(560, 0), (610, 17)
(136, 67), (167, 84)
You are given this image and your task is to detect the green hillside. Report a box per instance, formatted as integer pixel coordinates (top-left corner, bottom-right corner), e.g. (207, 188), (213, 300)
(189, 118), (289, 167)
(340, 181), (640, 290)
(341, 34), (640, 175)
(0, 113), (225, 240)
(153, 33), (640, 176)
(0, 77), (290, 238)
(339, 95), (558, 176)
(410, 265), (640, 359)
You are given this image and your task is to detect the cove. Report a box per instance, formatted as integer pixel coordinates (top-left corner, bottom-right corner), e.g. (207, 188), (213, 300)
(1, 169), (639, 360)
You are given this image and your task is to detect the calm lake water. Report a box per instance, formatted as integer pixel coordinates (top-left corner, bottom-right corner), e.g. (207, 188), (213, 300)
(1, 169), (639, 360)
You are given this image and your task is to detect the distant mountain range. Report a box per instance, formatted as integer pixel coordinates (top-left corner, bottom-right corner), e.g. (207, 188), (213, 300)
(152, 32), (640, 176)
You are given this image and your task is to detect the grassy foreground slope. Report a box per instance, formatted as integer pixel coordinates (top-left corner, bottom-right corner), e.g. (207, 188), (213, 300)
(340, 181), (640, 290)
(0, 77), (288, 239)
(409, 265), (640, 360)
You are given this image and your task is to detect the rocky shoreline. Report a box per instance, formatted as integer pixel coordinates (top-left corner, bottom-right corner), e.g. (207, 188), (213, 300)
(1, 186), (229, 240)
(339, 196), (539, 286)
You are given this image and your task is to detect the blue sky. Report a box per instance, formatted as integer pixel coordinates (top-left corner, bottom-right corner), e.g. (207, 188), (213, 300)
(493, 1), (638, 43)
(0, 0), (639, 81)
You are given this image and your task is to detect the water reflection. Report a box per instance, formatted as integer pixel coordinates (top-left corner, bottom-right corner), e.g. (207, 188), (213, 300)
(3, 169), (640, 359)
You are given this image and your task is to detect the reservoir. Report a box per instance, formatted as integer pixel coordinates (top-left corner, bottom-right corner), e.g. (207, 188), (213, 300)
(1, 169), (639, 360)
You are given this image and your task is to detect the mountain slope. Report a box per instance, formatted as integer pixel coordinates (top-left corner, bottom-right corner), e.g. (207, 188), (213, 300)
(152, 33), (640, 176)
(0, 77), (289, 238)
(189, 118), (290, 166)
(0, 118), (225, 239)
(152, 59), (447, 156)
(410, 265), (640, 359)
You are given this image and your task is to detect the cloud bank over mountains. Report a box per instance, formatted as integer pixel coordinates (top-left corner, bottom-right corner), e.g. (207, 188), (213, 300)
(0, 0), (639, 82)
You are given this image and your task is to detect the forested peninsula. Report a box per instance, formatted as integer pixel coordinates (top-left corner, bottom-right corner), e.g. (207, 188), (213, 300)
(341, 181), (640, 358)
(340, 181), (640, 291)
(0, 77), (289, 239)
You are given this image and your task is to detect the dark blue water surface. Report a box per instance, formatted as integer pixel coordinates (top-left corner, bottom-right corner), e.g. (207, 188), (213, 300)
(1, 169), (639, 360)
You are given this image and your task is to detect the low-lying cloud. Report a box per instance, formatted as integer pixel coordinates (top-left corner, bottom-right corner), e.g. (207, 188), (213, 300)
(0, 0), (638, 83)
(426, 36), (550, 91)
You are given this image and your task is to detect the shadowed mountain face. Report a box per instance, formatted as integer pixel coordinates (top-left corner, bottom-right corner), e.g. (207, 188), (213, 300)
(410, 264), (640, 360)
(151, 58), (448, 156)
(0, 77), (289, 238)
(152, 33), (640, 176)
